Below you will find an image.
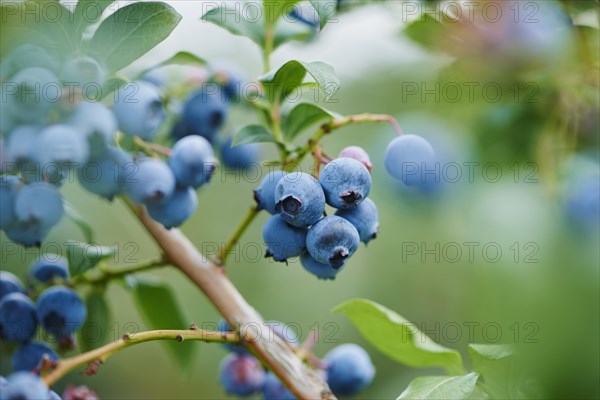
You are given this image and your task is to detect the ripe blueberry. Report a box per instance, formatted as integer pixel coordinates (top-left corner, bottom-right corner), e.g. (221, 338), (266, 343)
(29, 254), (69, 284)
(168, 136), (217, 188)
(263, 372), (295, 400)
(60, 56), (106, 87)
(0, 175), (20, 229)
(263, 215), (307, 262)
(37, 124), (89, 168)
(254, 170), (286, 214)
(12, 342), (58, 372)
(300, 251), (345, 281)
(339, 146), (372, 171)
(1, 372), (50, 400)
(210, 62), (246, 101)
(274, 172), (325, 228)
(68, 101), (118, 157)
(220, 137), (261, 171)
(14, 182), (64, 231)
(0, 293), (38, 344)
(219, 354), (265, 396)
(306, 216), (359, 268)
(180, 88), (228, 142)
(0, 271), (24, 300)
(384, 135), (436, 186)
(6, 67), (59, 124)
(113, 81), (165, 140)
(324, 344), (375, 396)
(36, 286), (87, 340)
(335, 198), (379, 244)
(6, 126), (39, 167)
(77, 147), (133, 200)
(124, 158), (175, 204)
(2, 45), (59, 79)
(3, 220), (52, 247)
(146, 186), (198, 229)
(319, 158), (371, 209)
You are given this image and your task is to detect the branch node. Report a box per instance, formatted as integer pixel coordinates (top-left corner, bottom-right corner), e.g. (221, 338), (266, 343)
(122, 334), (130, 342)
(189, 323), (198, 330)
(84, 360), (102, 376)
(176, 335), (184, 342)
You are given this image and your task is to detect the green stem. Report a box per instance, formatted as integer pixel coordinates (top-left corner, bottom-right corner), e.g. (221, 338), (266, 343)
(43, 329), (239, 386)
(217, 206), (260, 265)
(74, 256), (167, 286)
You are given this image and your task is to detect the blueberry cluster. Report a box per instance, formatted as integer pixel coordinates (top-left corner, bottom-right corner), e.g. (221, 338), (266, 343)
(256, 147), (379, 280)
(217, 321), (375, 398)
(1, 255), (87, 382)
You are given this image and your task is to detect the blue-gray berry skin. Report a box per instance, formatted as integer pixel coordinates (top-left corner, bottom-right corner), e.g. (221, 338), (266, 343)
(263, 215), (307, 262)
(2, 44), (59, 79)
(300, 251), (344, 280)
(113, 81), (165, 140)
(124, 158), (175, 204)
(6, 126), (39, 167)
(0, 293), (38, 344)
(12, 342), (58, 372)
(319, 158), (372, 209)
(49, 390), (61, 400)
(306, 216), (359, 269)
(1, 372), (50, 400)
(68, 101), (117, 157)
(0, 175), (20, 229)
(324, 344), (375, 396)
(0, 272), (24, 300)
(36, 286), (87, 340)
(77, 147), (132, 200)
(29, 254), (69, 283)
(384, 135), (436, 187)
(335, 198), (379, 244)
(37, 124), (89, 168)
(219, 354), (265, 396)
(274, 172), (325, 228)
(6, 67), (59, 124)
(60, 56), (106, 87)
(254, 170), (286, 214)
(146, 186), (198, 229)
(3, 220), (51, 248)
(220, 137), (261, 170)
(14, 182), (64, 231)
(181, 89), (228, 142)
(168, 136), (216, 188)
(263, 372), (296, 400)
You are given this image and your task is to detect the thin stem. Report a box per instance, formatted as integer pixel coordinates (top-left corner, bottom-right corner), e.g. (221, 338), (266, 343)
(217, 206), (260, 265)
(74, 256), (167, 286)
(133, 137), (171, 157)
(43, 329), (239, 386)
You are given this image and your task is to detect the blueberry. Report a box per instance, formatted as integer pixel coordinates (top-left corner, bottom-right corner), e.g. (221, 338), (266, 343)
(60, 56), (106, 87)
(335, 198), (379, 244)
(6, 67), (60, 124)
(319, 158), (371, 209)
(338, 146), (372, 172)
(0, 293), (38, 344)
(324, 344), (375, 396)
(124, 158), (175, 204)
(289, 3), (320, 28)
(180, 89), (228, 142)
(300, 251), (345, 281)
(37, 124), (89, 168)
(0, 271), (24, 300)
(142, 67), (168, 88)
(306, 216), (359, 268)
(220, 136), (261, 170)
(263, 215), (307, 262)
(12, 342), (58, 372)
(210, 62), (246, 101)
(219, 354), (265, 396)
(146, 186), (198, 229)
(0, 375), (6, 388)
(0, 175), (20, 229)
(254, 170), (286, 214)
(263, 372), (296, 400)
(29, 254), (69, 284)
(168, 136), (217, 188)
(14, 182), (64, 231)
(49, 390), (61, 400)
(3, 220), (52, 247)
(1, 372), (50, 400)
(36, 286), (87, 340)
(68, 101), (118, 156)
(113, 81), (165, 140)
(274, 172), (325, 228)
(77, 147), (133, 200)
(384, 135), (436, 187)
(1, 45), (59, 79)
(6, 125), (40, 167)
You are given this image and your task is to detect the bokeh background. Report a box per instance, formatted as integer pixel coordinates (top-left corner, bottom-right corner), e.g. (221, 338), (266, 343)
(1, 1), (599, 399)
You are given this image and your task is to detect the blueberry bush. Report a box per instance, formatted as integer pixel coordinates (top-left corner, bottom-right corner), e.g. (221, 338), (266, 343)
(0, 0), (599, 399)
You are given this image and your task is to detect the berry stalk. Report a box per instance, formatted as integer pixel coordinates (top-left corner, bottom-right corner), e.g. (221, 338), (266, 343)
(217, 205), (260, 265)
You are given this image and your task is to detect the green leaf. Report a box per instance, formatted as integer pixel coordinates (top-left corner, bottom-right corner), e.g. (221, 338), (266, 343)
(201, 6), (264, 46)
(283, 103), (341, 140)
(468, 344), (518, 399)
(89, 2), (182, 72)
(261, 60), (340, 103)
(397, 373), (479, 400)
(100, 77), (128, 100)
(79, 289), (112, 352)
(64, 202), (94, 243)
(73, 0), (115, 35)
(334, 299), (464, 374)
(153, 51), (207, 69)
(307, 0), (337, 29)
(403, 14), (449, 52)
(128, 276), (196, 371)
(274, 18), (314, 48)
(65, 240), (116, 277)
(232, 125), (275, 146)
(264, 0), (299, 28)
